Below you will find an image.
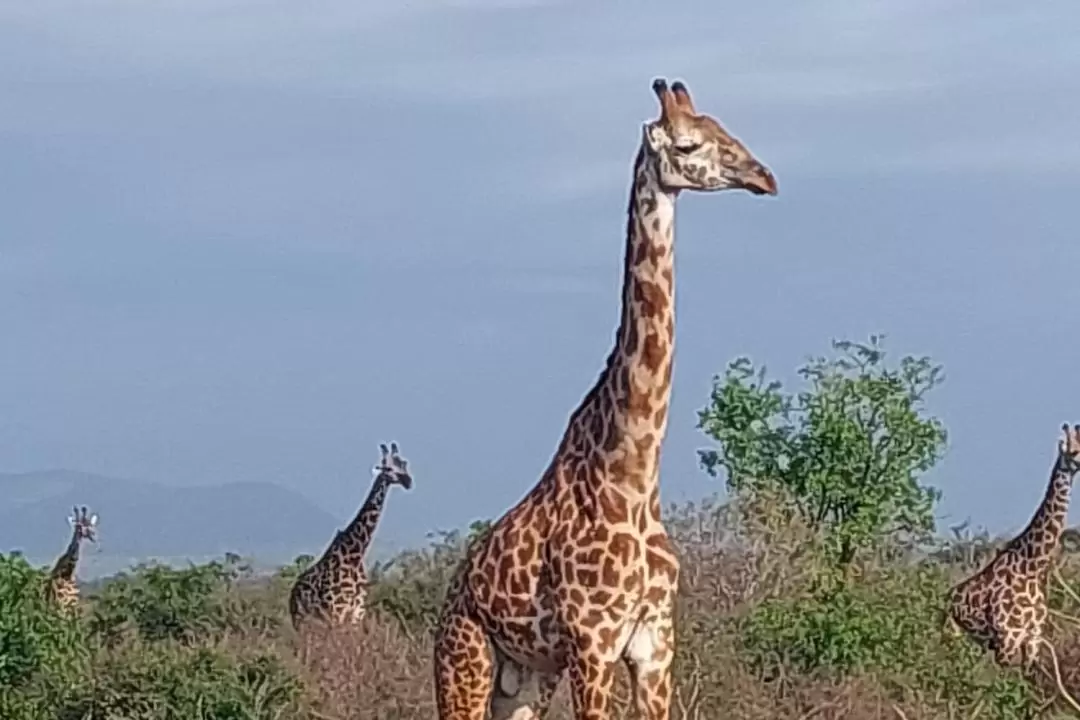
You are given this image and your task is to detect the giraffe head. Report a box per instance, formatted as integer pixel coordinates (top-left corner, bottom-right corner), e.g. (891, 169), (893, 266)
(1058, 423), (1080, 477)
(643, 77), (777, 196)
(67, 505), (98, 543)
(372, 442), (413, 490)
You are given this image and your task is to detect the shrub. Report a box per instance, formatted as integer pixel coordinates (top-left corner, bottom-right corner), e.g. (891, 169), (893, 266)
(59, 640), (305, 720)
(367, 523), (484, 635)
(0, 557), (88, 699)
(88, 560), (236, 644)
(88, 556), (283, 645)
(738, 560), (1040, 718)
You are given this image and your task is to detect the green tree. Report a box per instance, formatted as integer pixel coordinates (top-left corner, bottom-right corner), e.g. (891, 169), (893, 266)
(697, 335), (947, 564)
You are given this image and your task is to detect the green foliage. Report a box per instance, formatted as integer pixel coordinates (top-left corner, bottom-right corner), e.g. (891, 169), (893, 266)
(698, 335), (947, 564)
(367, 527), (475, 634)
(741, 564), (941, 675)
(276, 554), (315, 582)
(60, 643), (303, 720)
(86, 554), (283, 645)
(738, 560), (1040, 718)
(0, 553), (88, 690)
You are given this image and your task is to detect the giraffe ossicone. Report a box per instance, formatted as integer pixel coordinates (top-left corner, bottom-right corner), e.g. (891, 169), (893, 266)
(433, 77), (776, 720)
(289, 441), (413, 629)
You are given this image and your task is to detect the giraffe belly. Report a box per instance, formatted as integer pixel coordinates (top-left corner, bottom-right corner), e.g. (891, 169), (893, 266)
(483, 591), (565, 674)
(475, 557), (653, 675)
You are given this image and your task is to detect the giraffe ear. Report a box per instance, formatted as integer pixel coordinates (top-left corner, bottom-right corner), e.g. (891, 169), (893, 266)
(89, 514), (99, 527)
(643, 123), (668, 154)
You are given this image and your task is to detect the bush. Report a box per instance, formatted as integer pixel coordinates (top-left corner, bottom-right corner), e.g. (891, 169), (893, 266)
(0, 553), (90, 719)
(367, 521), (487, 635)
(60, 641), (305, 720)
(88, 556), (283, 645)
(737, 557), (1043, 718)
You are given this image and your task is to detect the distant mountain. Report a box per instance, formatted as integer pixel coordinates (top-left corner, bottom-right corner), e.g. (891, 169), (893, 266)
(0, 470), (340, 578)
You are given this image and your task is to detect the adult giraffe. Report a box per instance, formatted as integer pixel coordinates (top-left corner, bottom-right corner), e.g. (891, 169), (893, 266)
(434, 78), (777, 720)
(46, 505), (98, 613)
(289, 442), (413, 629)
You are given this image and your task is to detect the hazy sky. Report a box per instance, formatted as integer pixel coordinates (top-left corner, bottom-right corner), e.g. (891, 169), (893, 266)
(2, 0), (1079, 554)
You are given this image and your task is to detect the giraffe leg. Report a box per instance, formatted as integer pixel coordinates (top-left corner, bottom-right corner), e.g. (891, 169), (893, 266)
(566, 645), (617, 720)
(990, 601), (1028, 667)
(993, 632), (1024, 666)
(622, 607), (676, 720)
(490, 655), (560, 720)
(1023, 629), (1042, 669)
(434, 598), (494, 720)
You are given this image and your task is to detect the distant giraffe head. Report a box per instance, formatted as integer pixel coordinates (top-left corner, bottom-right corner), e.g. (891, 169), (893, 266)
(1057, 422), (1080, 477)
(643, 78), (777, 196)
(67, 505), (99, 545)
(372, 442), (413, 490)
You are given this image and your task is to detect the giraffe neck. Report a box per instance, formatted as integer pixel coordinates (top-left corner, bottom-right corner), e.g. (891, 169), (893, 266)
(50, 533), (81, 581)
(568, 145), (677, 500)
(334, 475), (393, 558)
(1014, 456), (1074, 567)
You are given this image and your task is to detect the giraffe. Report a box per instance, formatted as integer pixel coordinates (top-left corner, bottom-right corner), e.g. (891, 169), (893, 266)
(288, 442), (413, 629)
(946, 423), (1080, 668)
(45, 505), (98, 613)
(433, 78), (777, 720)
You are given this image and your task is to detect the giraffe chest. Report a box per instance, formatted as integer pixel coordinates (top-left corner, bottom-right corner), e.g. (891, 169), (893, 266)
(469, 510), (676, 670)
(951, 563), (1048, 641)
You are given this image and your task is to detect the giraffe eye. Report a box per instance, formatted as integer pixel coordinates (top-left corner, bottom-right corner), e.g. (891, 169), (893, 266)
(673, 140), (702, 154)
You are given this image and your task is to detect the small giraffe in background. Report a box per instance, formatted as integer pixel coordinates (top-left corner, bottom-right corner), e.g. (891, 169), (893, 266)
(946, 423), (1080, 666)
(46, 505), (98, 613)
(434, 78), (777, 720)
(289, 442), (413, 629)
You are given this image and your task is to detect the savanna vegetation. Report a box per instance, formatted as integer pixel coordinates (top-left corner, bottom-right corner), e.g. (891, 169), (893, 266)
(4, 336), (1080, 719)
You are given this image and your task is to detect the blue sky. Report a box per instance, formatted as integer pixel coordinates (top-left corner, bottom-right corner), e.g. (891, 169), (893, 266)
(2, 0), (1079, 555)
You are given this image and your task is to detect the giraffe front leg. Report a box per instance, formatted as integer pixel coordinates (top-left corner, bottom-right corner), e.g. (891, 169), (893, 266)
(566, 643), (617, 720)
(992, 631), (1025, 667)
(990, 600), (1032, 667)
(622, 604), (676, 720)
(434, 597), (495, 720)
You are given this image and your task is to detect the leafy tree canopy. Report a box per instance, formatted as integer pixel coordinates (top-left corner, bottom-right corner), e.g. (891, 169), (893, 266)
(697, 335), (947, 564)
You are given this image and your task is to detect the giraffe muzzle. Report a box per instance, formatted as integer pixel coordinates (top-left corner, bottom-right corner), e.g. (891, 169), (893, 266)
(739, 165), (778, 196)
